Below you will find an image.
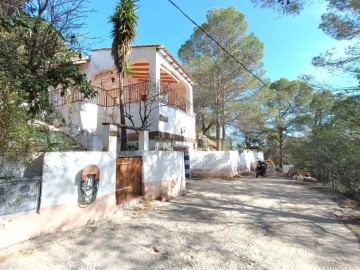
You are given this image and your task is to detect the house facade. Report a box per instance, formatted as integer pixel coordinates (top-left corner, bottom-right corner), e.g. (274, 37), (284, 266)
(53, 44), (196, 152)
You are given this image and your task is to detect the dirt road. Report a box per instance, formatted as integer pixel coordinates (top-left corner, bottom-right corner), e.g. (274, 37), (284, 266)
(0, 176), (359, 269)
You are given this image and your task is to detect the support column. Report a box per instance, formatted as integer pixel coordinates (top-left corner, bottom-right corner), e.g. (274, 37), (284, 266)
(138, 130), (149, 151)
(149, 48), (161, 96)
(102, 124), (118, 153)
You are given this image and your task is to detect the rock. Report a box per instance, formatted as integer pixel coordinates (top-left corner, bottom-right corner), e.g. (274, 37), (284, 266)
(304, 176), (317, 182)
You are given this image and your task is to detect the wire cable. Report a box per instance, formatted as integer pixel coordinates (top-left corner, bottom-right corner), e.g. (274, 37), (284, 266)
(167, 0), (271, 89)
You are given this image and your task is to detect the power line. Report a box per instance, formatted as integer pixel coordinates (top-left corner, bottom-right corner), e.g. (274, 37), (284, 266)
(167, 0), (271, 89)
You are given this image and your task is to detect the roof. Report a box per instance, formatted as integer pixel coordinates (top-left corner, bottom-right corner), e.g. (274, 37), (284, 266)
(71, 56), (90, 65)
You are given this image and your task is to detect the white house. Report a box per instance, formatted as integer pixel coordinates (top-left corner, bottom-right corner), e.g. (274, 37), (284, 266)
(53, 44), (196, 152)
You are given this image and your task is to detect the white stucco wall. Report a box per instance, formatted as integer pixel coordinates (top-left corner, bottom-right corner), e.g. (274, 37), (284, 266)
(56, 101), (195, 152)
(0, 146), (117, 249)
(158, 104), (195, 139)
(190, 150), (264, 178)
(56, 102), (105, 134)
(105, 102), (159, 132)
(142, 151), (184, 183)
(99, 100), (195, 151)
(55, 101), (107, 150)
(120, 150), (186, 198)
(242, 149), (264, 172)
(79, 49), (115, 80)
(105, 100), (195, 138)
(41, 151), (116, 207)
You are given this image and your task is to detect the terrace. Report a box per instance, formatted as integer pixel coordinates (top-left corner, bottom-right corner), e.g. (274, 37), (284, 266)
(52, 81), (193, 116)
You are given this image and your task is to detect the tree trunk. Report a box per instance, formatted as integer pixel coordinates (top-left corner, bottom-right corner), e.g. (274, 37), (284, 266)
(221, 125), (226, 150)
(279, 130), (284, 170)
(220, 84), (226, 150)
(203, 123), (213, 135)
(245, 136), (251, 149)
(216, 116), (221, 150)
(215, 86), (221, 150)
(330, 172), (334, 189)
(119, 75), (127, 151)
(201, 110), (206, 134)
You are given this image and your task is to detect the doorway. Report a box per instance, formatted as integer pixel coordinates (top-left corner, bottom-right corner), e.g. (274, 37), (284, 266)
(116, 157), (142, 203)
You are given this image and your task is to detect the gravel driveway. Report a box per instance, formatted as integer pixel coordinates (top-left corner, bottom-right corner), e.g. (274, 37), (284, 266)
(0, 176), (359, 269)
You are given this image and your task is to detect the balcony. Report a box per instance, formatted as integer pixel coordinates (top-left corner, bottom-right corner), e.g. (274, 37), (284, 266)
(52, 81), (193, 115)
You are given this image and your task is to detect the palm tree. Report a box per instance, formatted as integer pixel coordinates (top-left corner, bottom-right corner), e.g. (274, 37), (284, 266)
(110, 0), (138, 151)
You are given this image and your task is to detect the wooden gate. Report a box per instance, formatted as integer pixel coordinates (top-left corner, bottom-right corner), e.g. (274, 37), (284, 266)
(116, 157), (142, 203)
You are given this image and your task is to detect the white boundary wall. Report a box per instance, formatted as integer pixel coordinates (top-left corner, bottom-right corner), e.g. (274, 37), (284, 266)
(190, 150), (264, 178)
(41, 151), (116, 207)
(120, 151), (186, 199)
(0, 150), (117, 249)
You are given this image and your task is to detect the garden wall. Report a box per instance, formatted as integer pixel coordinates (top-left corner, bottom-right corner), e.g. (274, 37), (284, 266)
(120, 150), (186, 199)
(0, 150), (117, 249)
(190, 150), (264, 178)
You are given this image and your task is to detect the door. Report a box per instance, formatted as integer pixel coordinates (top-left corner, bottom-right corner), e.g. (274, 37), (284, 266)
(116, 157), (142, 203)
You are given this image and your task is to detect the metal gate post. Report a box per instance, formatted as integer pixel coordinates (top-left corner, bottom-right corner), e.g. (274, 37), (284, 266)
(184, 151), (191, 179)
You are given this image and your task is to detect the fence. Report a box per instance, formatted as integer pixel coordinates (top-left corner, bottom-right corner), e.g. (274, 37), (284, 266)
(51, 81), (193, 115)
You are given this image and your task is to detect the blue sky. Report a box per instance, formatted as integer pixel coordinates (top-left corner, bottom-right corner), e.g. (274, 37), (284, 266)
(84, 0), (355, 88)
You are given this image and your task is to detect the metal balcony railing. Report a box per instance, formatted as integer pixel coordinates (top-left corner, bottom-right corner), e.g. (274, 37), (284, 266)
(52, 81), (193, 115)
